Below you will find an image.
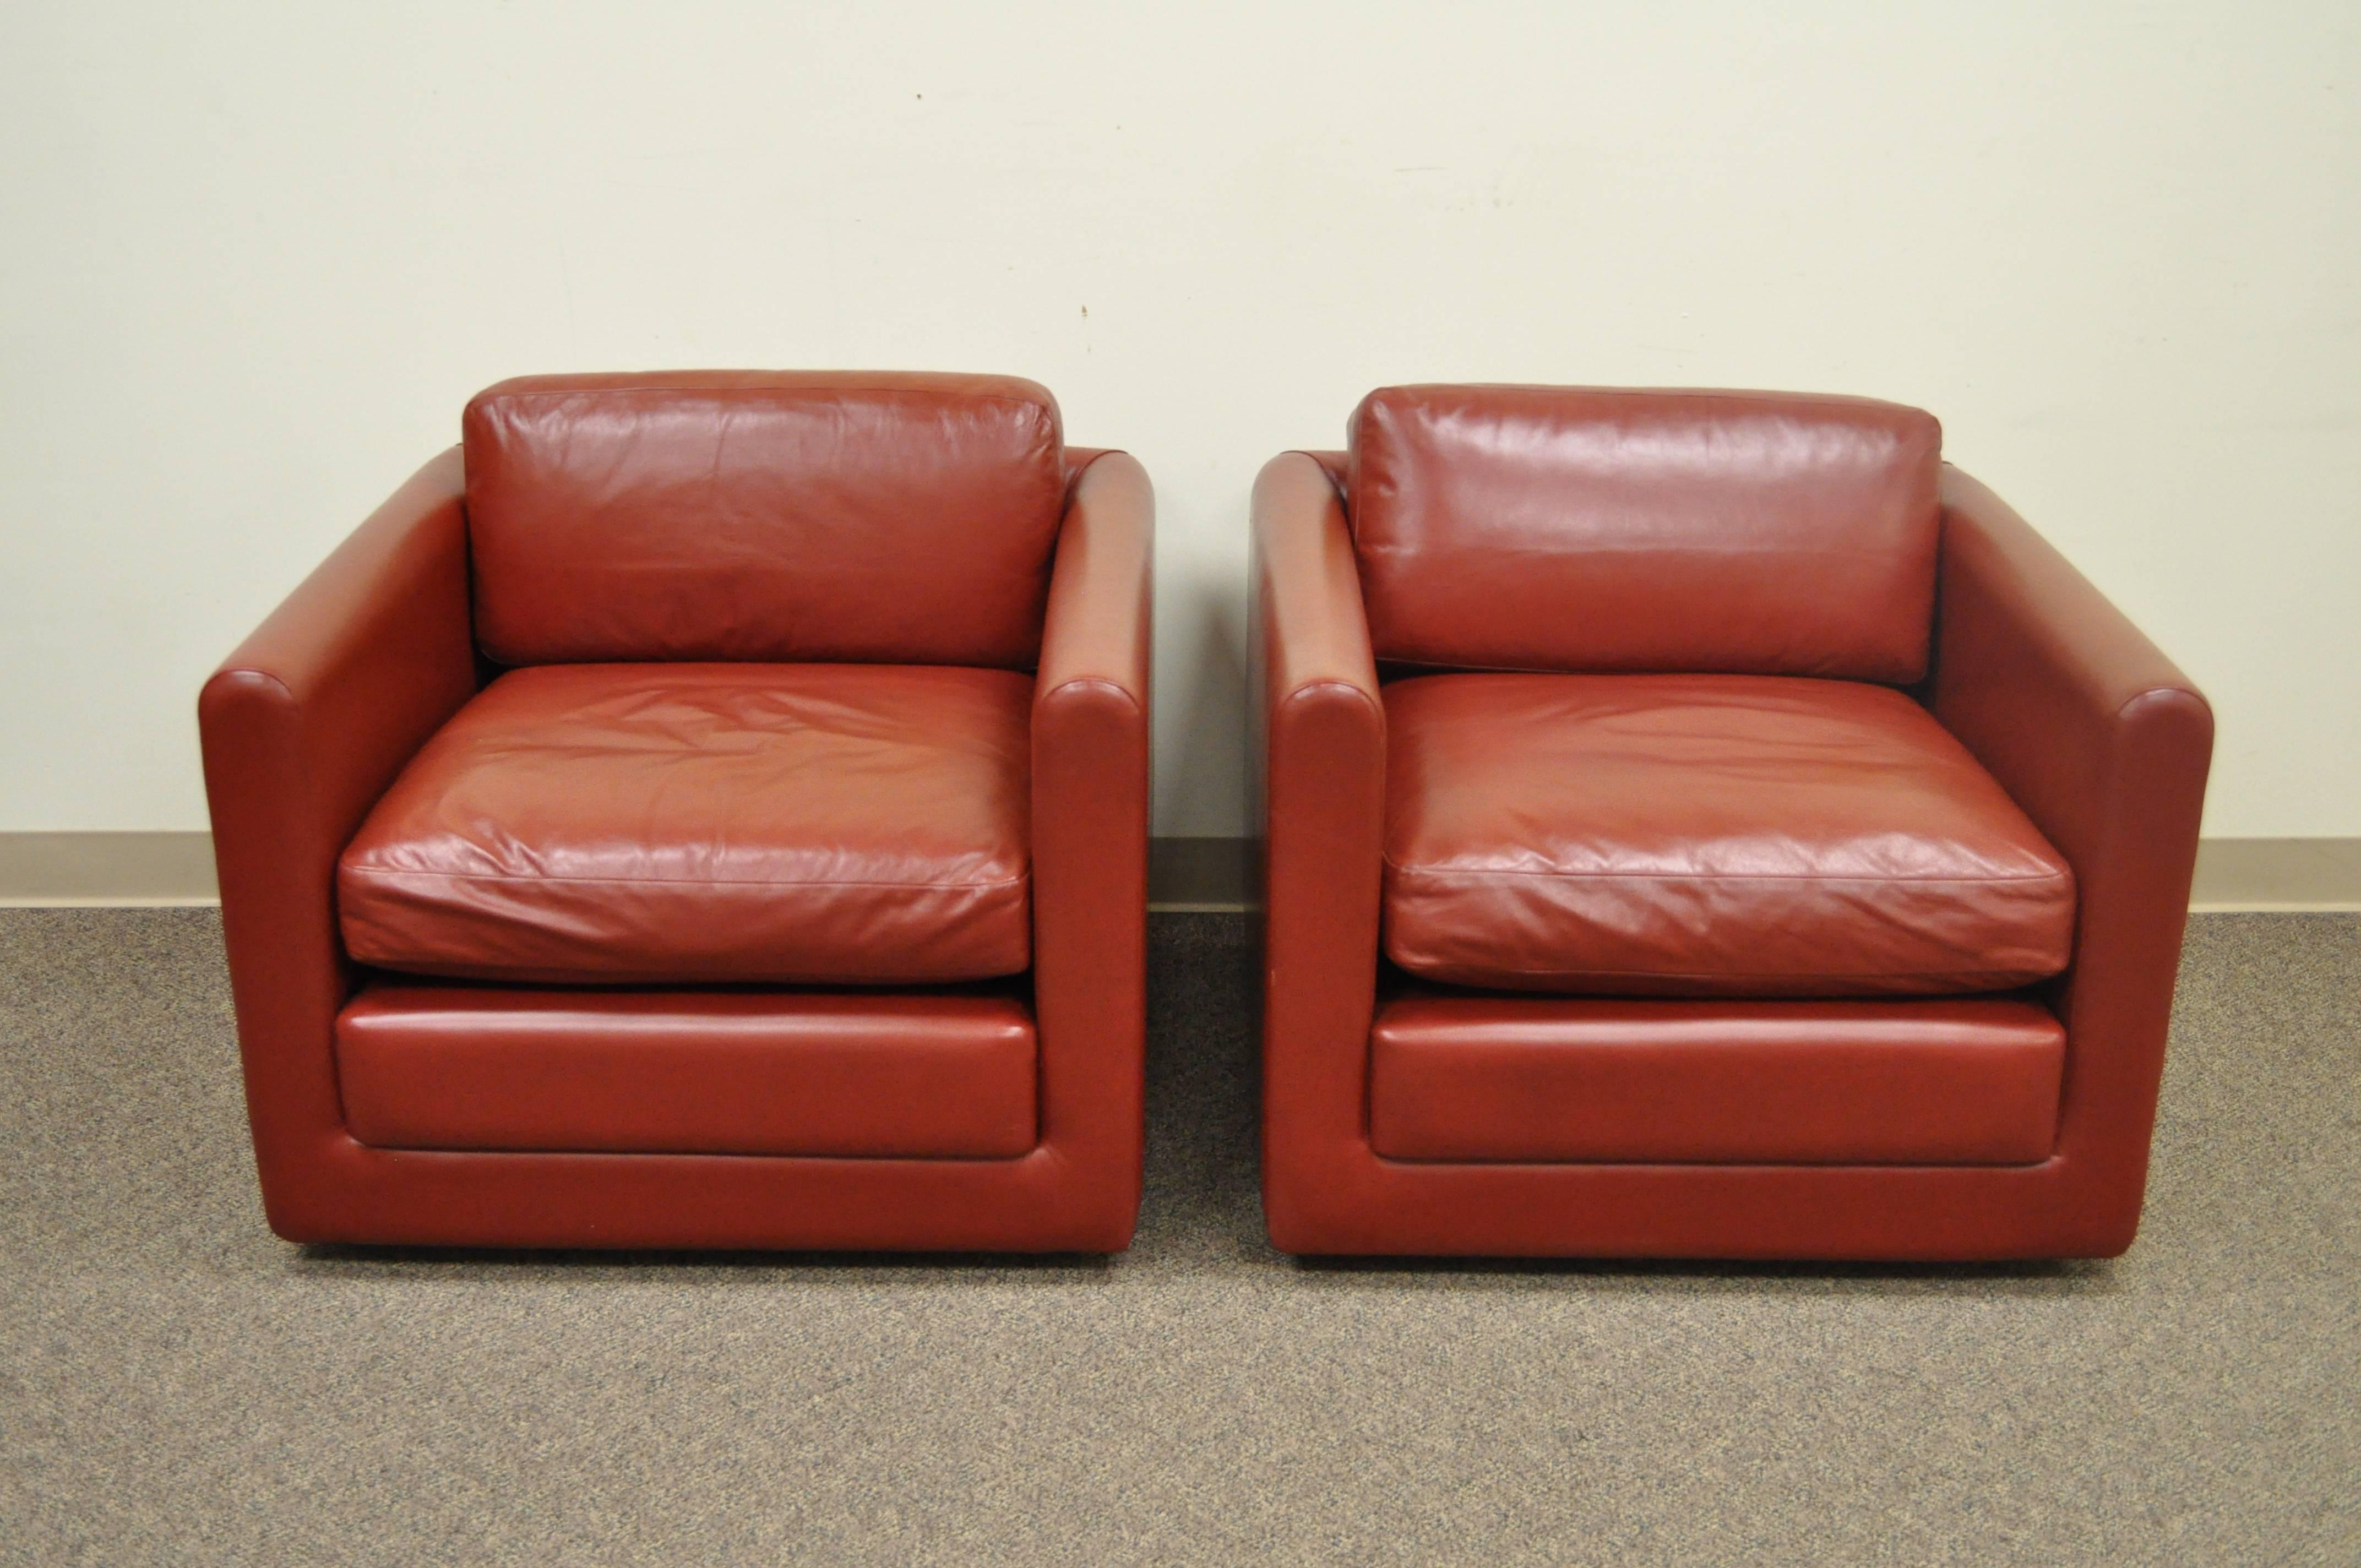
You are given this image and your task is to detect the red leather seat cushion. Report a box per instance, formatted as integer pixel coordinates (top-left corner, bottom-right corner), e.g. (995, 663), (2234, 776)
(338, 983), (1037, 1158)
(1383, 673), (2075, 996)
(1369, 994), (2064, 1164)
(339, 662), (1032, 986)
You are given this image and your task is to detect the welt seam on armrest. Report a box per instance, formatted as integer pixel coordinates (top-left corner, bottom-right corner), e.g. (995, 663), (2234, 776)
(1036, 674), (1143, 717)
(1282, 448), (1347, 498)
(211, 667), (299, 706)
(2113, 684), (2208, 725)
(1277, 678), (1381, 720)
(1061, 446), (1124, 501)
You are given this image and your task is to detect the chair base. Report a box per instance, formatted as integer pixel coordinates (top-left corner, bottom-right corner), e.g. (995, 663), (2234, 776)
(1264, 1153), (2144, 1262)
(255, 1137), (1137, 1254)
(271, 981), (1143, 1253)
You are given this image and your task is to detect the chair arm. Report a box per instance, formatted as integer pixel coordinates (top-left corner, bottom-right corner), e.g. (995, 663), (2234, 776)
(1030, 450), (1152, 1246)
(1036, 451), (1152, 712)
(197, 448), (477, 1225)
(1250, 451), (1387, 1244)
(1927, 465), (2212, 1229)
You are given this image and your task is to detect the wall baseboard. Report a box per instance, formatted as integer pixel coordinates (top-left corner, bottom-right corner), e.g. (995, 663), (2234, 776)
(2187, 837), (2361, 912)
(0, 832), (224, 906)
(2, 832), (2356, 913)
(1148, 837), (1256, 912)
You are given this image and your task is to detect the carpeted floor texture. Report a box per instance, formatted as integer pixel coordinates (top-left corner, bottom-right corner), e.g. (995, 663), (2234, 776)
(1, 910), (2356, 1565)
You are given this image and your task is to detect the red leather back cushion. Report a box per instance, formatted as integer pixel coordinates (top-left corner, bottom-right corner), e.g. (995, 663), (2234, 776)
(1345, 385), (1942, 681)
(464, 371), (1067, 667)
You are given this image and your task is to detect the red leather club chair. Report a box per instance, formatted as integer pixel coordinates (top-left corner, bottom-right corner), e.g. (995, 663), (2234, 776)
(1252, 385), (2212, 1260)
(200, 372), (1152, 1252)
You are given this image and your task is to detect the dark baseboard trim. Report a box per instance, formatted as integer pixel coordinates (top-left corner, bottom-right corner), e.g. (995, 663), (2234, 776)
(2, 832), (2355, 913)
(1148, 837), (1256, 912)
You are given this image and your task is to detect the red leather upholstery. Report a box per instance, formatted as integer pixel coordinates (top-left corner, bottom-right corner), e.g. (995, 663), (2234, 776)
(200, 448), (479, 1238)
(1370, 995), (2063, 1164)
(1925, 464), (2213, 1251)
(200, 379), (1151, 1253)
(1255, 404), (2210, 1260)
(339, 662), (1033, 986)
(1381, 672), (2074, 995)
(466, 372), (1067, 667)
(1029, 453), (1156, 1240)
(1347, 386), (1940, 680)
(339, 984), (1037, 1158)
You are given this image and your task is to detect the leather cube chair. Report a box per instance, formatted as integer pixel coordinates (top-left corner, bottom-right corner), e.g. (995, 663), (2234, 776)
(1252, 385), (2211, 1259)
(201, 372), (1151, 1252)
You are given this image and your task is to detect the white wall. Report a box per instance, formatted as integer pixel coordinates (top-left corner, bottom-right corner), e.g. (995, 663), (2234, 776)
(4, 2), (2356, 839)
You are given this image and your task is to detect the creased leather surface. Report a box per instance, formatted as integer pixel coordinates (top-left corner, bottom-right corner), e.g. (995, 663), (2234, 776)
(1383, 672), (2075, 995)
(465, 371), (1066, 667)
(1370, 995), (2064, 1164)
(339, 662), (1033, 986)
(1346, 385), (1940, 679)
(339, 984), (1037, 1158)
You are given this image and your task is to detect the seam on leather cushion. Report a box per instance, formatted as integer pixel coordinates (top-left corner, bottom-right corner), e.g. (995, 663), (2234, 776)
(1381, 963), (2060, 983)
(481, 384), (1053, 413)
(341, 868), (1029, 891)
(1385, 863), (2074, 886)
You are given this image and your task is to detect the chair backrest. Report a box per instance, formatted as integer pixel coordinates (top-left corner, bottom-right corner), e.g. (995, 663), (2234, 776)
(1344, 384), (1942, 682)
(463, 371), (1068, 668)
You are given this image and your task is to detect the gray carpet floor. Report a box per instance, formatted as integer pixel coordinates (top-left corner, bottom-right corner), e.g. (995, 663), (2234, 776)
(1, 910), (2356, 1565)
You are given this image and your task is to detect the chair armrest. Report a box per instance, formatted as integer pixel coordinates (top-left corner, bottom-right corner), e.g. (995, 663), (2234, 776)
(1250, 451), (1386, 1244)
(1927, 465), (2212, 1233)
(1030, 450), (1153, 1246)
(1036, 451), (1151, 711)
(197, 448), (477, 1225)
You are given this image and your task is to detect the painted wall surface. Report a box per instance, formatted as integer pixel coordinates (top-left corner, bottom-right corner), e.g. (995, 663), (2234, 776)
(4, 3), (2356, 837)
